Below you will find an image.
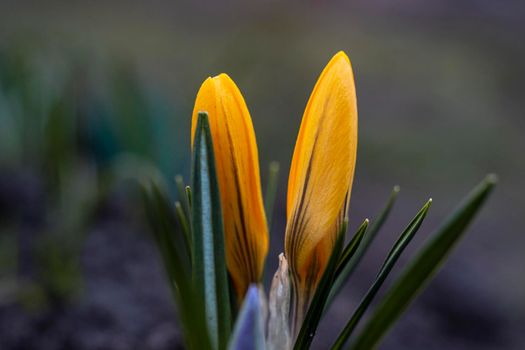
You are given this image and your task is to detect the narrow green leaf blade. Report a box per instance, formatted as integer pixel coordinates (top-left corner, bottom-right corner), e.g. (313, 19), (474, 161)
(350, 175), (497, 350)
(325, 186), (399, 310)
(186, 185), (193, 208)
(331, 199), (432, 349)
(175, 201), (192, 257)
(324, 219), (369, 311)
(192, 112), (232, 350)
(147, 183), (191, 274)
(335, 219), (369, 279)
(141, 183), (211, 350)
(343, 186), (400, 282)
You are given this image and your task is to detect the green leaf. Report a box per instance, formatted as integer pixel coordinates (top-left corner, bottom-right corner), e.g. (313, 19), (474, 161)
(144, 184), (191, 274)
(325, 186), (399, 312)
(141, 182), (210, 350)
(293, 219), (347, 350)
(173, 177), (192, 256)
(175, 201), (192, 257)
(342, 186), (400, 284)
(324, 219), (369, 311)
(192, 112), (232, 350)
(228, 285), (266, 350)
(264, 161), (280, 229)
(175, 175), (191, 221)
(186, 185), (193, 208)
(336, 220), (370, 277)
(350, 175), (497, 350)
(331, 199), (432, 349)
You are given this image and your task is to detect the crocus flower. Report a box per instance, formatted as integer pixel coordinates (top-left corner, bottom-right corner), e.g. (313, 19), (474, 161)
(284, 51), (358, 330)
(190, 51), (357, 331)
(192, 74), (269, 300)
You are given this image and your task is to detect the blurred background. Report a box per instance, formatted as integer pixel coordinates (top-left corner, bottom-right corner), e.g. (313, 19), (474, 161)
(0, 1), (524, 349)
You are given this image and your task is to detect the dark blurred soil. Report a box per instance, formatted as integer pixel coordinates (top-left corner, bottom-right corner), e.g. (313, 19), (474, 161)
(0, 173), (183, 350)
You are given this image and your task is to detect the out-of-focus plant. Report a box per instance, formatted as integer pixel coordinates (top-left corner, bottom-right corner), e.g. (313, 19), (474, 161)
(142, 51), (497, 350)
(0, 44), (181, 309)
(0, 46), (100, 307)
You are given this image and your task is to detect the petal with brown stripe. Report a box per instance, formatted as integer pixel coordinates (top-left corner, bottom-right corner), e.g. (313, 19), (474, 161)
(192, 74), (269, 300)
(284, 51), (358, 330)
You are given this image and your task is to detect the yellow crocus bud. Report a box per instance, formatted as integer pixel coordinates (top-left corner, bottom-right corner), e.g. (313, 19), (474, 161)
(285, 51), (358, 331)
(192, 74), (269, 300)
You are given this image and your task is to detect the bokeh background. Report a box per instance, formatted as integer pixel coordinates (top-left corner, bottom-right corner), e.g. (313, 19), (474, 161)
(0, 1), (524, 349)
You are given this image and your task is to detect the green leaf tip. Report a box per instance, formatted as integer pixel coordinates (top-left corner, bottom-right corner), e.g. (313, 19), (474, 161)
(185, 185), (192, 207)
(485, 173), (498, 184)
(174, 174), (192, 229)
(198, 110), (209, 120)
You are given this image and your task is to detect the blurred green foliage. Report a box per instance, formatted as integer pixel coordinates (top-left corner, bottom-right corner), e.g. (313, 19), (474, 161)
(0, 43), (182, 309)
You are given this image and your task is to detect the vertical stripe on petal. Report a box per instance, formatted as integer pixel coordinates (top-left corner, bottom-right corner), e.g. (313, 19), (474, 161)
(285, 51), (358, 323)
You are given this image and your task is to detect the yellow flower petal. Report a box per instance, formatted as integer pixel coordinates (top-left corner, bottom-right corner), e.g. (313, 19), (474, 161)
(285, 51), (358, 324)
(192, 74), (269, 299)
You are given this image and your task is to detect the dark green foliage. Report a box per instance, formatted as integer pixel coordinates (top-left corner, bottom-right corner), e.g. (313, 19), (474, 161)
(349, 175), (497, 349)
(141, 182), (211, 350)
(336, 187), (400, 293)
(331, 199), (431, 349)
(324, 219), (369, 310)
(293, 176), (494, 350)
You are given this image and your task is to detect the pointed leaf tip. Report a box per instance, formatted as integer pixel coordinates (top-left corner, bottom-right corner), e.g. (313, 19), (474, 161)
(485, 173), (498, 184)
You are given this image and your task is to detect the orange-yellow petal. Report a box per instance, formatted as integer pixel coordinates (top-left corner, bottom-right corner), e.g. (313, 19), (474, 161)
(192, 74), (269, 299)
(284, 51), (358, 323)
